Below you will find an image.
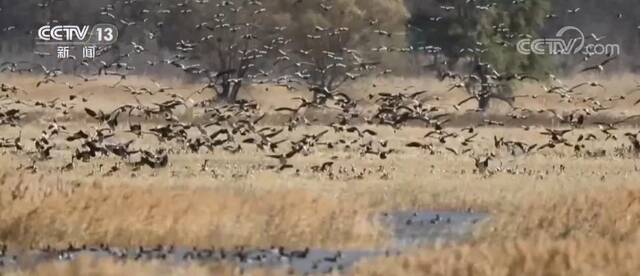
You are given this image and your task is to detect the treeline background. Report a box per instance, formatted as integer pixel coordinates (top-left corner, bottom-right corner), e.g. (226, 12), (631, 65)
(0, 0), (637, 78)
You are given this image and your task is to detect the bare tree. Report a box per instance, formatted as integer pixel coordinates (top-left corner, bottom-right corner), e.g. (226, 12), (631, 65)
(278, 1), (408, 104)
(288, 33), (381, 104)
(158, 1), (288, 102)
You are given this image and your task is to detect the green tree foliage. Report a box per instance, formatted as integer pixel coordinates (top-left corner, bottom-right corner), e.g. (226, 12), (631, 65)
(408, 0), (551, 74)
(0, 0), (409, 102)
(155, 0), (408, 101)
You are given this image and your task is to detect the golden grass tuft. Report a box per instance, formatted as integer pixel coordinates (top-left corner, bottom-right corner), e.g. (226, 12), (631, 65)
(0, 171), (385, 250)
(486, 187), (640, 241)
(355, 187), (640, 275)
(3, 74), (640, 274)
(4, 256), (243, 276)
(355, 236), (640, 276)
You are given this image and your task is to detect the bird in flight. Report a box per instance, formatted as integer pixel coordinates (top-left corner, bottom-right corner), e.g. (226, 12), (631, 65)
(579, 56), (617, 74)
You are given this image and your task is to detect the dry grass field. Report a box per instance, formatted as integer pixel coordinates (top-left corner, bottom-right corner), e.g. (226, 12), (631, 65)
(2, 73), (640, 275)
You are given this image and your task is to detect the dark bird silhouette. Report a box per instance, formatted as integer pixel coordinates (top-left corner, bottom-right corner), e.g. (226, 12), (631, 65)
(579, 56), (617, 73)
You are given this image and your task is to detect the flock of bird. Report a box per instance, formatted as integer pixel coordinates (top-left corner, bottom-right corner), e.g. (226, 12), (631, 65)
(0, 0), (639, 179)
(2, 57), (640, 181)
(0, 242), (398, 274)
(1, 0), (640, 273)
(0, 210), (486, 273)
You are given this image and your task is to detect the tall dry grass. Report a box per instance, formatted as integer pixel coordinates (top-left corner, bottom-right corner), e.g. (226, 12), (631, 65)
(355, 236), (640, 276)
(0, 171), (384, 250)
(355, 187), (640, 275)
(3, 74), (640, 274)
(1, 124), (639, 252)
(4, 257), (243, 276)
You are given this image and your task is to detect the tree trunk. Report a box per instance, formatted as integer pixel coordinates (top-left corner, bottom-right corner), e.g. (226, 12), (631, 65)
(228, 81), (242, 102)
(216, 81), (242, 103)
(218, 81), (231, 102)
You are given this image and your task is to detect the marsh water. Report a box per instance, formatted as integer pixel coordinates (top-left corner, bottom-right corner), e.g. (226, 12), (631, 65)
(0, 210), (489, 274)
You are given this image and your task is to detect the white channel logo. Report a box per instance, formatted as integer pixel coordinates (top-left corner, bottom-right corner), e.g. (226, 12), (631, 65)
(36, 24), (118, 45)
(517, 26), (620, 56)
